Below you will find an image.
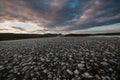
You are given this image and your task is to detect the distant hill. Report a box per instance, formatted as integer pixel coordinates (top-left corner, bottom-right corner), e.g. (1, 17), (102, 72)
(0, 33), (120, 41)
(0, 33), (62, 41)
(64, 33), (120, 37)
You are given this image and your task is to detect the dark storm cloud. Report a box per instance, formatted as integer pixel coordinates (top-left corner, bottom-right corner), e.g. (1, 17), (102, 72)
(0, 0), (120, 31)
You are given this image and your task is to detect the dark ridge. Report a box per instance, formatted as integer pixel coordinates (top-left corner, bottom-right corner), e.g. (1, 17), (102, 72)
(0, 32), (120, 41)
(64, 33), (120, 37)
(0, 33), (63, 41)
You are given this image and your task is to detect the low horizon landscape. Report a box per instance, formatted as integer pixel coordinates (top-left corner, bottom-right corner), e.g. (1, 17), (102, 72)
(0, 0), (120, 80)
(0, 32), (120, 41)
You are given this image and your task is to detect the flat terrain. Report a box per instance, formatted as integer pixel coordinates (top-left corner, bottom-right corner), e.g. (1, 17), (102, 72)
(0, 37), (120, 80)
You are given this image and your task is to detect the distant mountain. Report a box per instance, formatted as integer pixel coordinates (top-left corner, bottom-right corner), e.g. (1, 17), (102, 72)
(0, 33), (63, 41)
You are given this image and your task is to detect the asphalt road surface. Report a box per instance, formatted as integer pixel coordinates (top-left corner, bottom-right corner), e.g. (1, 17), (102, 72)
(0, 37), (120, 80)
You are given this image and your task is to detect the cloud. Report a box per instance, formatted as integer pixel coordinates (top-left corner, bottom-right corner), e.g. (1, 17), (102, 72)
(0, 29), (8, 31)
(97, 14), (120, 23)
(0, 0), (120, 33)
(77, 0), (107, 24)
(71, 23), (120, 34)
(0, 20), (45, 33)
(11, 26), (26, 31)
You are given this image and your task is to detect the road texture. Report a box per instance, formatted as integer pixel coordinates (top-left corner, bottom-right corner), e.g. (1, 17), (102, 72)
(0, 37), (120, 80)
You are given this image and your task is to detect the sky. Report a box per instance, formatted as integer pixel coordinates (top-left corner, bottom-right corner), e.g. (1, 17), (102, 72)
(0, 0), (120, 34)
